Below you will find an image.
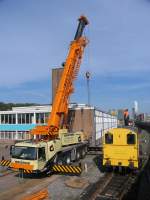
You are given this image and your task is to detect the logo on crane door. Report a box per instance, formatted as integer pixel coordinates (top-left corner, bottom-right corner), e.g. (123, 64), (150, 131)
(49, 145), (54, 151)
(78, 136), (81, 142)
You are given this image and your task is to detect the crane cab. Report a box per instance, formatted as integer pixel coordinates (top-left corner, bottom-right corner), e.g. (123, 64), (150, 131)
(10, 140), (61, 173)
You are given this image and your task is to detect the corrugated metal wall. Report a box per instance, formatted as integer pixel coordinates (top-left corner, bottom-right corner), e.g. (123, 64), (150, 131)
(94, 110), (117, 146)
(68, 108), (117, 147)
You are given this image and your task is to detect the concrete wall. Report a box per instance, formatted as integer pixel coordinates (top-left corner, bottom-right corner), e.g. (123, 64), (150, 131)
(52, 67), (63, 103)
(68, 108), (95, 144)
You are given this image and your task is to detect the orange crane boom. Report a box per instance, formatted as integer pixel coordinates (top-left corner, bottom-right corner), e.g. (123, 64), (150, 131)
(31, 16), (89, 137)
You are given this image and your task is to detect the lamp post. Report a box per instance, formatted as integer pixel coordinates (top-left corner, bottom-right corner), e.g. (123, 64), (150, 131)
(85, 71), (91, 105)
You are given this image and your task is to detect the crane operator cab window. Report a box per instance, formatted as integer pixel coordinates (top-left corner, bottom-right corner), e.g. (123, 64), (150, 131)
(127, 133), (136, 144)
(38, 147), (46, 161)
(105, 132), (113, 144)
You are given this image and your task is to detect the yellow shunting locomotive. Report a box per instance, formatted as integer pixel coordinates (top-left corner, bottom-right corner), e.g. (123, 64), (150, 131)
(103, 128), (139, 169)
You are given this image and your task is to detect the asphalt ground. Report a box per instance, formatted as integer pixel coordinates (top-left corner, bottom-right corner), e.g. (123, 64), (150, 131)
(0, 154), (103, 200)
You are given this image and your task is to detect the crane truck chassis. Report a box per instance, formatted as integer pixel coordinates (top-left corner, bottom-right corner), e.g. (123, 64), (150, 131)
(10, 130), (88, 174)
(9, 16), (89, 175)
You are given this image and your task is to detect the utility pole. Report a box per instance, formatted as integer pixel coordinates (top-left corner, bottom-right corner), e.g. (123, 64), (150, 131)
(85, 71), (91, 105)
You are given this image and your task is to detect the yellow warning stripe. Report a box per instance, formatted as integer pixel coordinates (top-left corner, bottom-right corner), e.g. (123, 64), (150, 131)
(77, 166), (82, 173)
(2, 161), (5, 165)
(52, 166), (57, 172)
(0, 160), (11, 166)
(52, 164), (82, 174)
(65, 165), (72, 173)
(69, 165), (76, 173)
(59, 165), (65, 173)
(23, 169), (32, 174)
(61, 165), (68, 173)
(7, 161), (10, 166)
(58, 165), (63, 172)
(55, 165), (61, 172)
(73, 166), (80, 173)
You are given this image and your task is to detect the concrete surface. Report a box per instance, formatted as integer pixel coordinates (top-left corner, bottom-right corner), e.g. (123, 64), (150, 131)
(0, 154), (104, 200)
(47, 155), (104, 200)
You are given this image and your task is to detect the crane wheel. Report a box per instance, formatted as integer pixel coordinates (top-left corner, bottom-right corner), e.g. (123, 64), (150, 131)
(81, 149), (86, 158)
(76, 151), (81, 161)
(65, 156), (71, 165)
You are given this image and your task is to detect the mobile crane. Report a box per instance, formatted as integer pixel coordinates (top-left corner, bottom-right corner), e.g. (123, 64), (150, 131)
(10, 16), (89, 174)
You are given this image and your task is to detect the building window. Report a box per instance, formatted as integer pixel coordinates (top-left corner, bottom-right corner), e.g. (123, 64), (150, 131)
(18, 114), (21, 124)
(5, 132), (9, 139)
(18, 114), (33, 124)
(26, 114), (30, 124)
(36, 113), (45, 124)
(1, 132), (4, 139)
(1, 115), (5, 124)
(0, 114), (16, 124)
(8, 132), (12, 139)
(36, 113), (40, 124)
(25, 113), (34, 124)
(40, 113), (44, 124)
(5, 115), (9, 124)
(13, 132), (17, 140)
(11, 114), (16, 124)
(2, 132), (5, 139)
(17, 132), (23, 140)
(22, 114), (25, 124)
(45, 113), (49, 123)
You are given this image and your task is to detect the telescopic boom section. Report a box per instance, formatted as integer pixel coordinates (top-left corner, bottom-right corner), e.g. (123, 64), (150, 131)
(31, 16), (89, 137)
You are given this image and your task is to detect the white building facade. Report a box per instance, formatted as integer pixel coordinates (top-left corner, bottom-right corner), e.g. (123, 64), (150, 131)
(0, 105), (51, 140)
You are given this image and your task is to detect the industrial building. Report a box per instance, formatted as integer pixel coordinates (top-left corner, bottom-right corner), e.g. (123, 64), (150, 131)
(0, 104), (117, 146)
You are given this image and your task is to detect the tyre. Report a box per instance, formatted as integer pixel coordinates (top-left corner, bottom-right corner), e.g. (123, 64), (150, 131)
(76, 151), (81, 161)
(81, 148), (86, 159)
(65, 155), (71, 165)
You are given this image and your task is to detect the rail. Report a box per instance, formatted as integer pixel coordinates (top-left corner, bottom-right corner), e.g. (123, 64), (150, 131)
(80, 173), (136, 200)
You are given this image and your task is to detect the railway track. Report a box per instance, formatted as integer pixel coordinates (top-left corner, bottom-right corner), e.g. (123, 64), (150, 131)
(80, 173), (136, 200)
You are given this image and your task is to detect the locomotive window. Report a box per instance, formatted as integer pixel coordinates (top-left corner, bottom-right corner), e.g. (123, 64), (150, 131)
(127, 134), (135, 144)
(105, 133), (113, 144)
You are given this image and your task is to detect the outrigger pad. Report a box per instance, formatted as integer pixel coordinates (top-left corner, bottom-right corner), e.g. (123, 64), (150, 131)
(52, 164), (82, 175)
(0, 160), (11, 167)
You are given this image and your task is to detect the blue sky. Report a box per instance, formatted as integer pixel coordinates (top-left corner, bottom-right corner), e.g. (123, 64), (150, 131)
(0, 0), (150, 113)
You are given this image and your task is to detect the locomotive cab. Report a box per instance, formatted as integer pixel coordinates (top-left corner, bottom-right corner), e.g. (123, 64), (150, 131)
(103, 128), (139, 169)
